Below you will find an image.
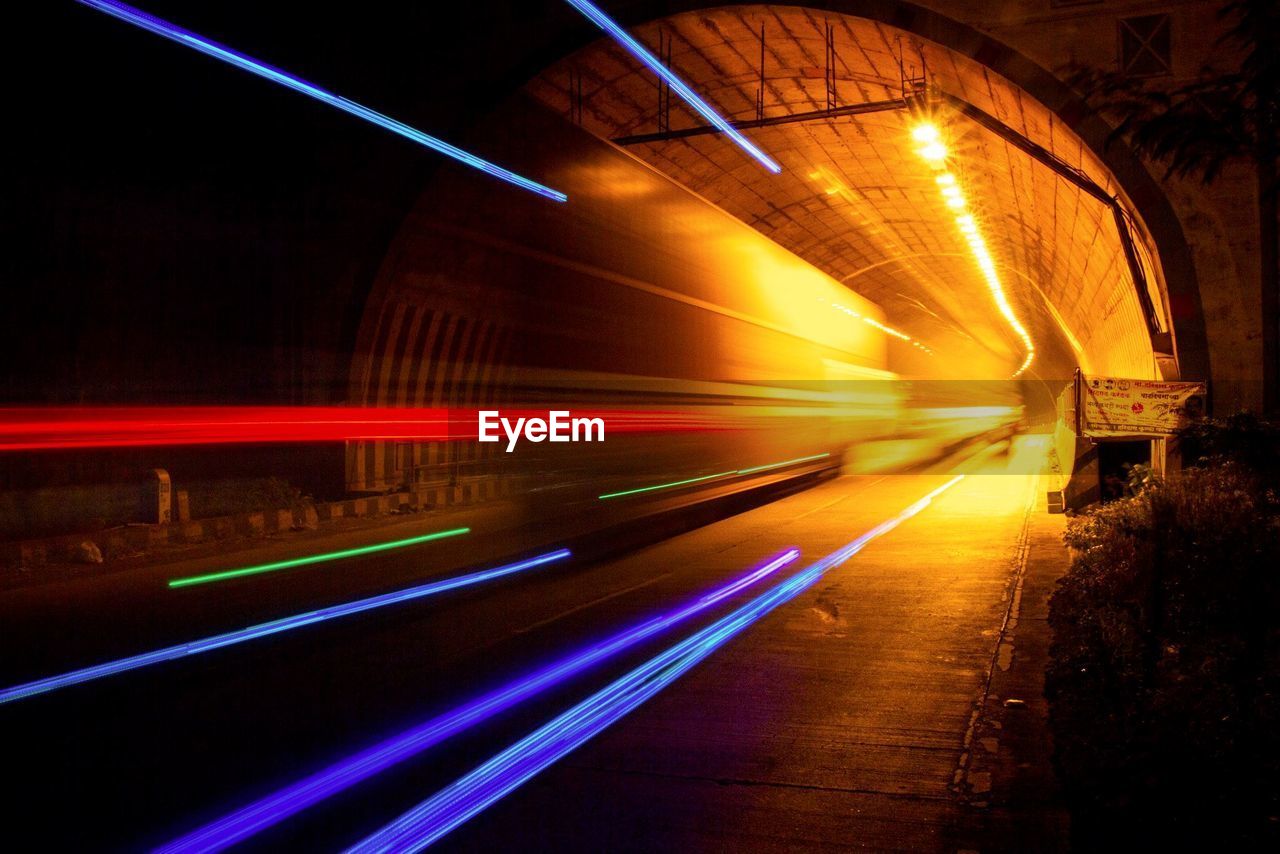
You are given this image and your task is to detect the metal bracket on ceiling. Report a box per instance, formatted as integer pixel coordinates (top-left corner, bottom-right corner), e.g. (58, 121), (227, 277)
(657, 28), (672, 135)
(573, 69), (586, 126)
(567, 68), (584, 126)
(896, 34), (930, 100)
(825, 21), (838, 112)
(756, 24), (766, 123)
(613, 20), (907, 147)
(900, 67), (930, 110)
(612, 97), (908, 146)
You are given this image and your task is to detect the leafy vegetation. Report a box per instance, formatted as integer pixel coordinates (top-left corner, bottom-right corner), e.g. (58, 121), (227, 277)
(1047, 418), (1280, 846)
(185, 476), (303, 520)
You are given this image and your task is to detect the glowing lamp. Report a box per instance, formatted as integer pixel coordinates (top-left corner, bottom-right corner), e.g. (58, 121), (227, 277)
(919, 143), (948, 164)
(911, 123), (940, 144)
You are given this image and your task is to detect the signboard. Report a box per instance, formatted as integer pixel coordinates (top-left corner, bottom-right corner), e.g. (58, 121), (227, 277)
(1077, 373), (1206, 437)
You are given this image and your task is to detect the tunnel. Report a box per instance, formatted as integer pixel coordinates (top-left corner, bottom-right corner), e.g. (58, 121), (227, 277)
(2, 1), (1215, 523)
(1, 1), (1264, 851)
(340, 2), (1200, 504)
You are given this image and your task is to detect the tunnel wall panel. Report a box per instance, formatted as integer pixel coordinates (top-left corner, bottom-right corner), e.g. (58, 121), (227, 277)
(346, 95), (897, 498)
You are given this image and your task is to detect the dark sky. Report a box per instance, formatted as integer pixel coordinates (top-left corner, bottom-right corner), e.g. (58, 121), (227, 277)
(2, 2), (582, 404)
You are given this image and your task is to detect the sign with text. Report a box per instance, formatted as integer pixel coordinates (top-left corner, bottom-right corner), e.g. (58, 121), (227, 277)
(1079, 374), (1206, 437)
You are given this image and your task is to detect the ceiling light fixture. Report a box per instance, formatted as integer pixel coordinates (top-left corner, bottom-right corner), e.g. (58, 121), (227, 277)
(910, 122), (1035, 377)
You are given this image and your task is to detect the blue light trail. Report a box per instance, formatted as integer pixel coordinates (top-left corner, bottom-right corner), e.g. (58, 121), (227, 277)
(0, 550), (570, 707)
(76, 0), (568, 202)
(563, 0), (782, 174)
(346, 477), (964, 851)
(157, 548), (798, 854)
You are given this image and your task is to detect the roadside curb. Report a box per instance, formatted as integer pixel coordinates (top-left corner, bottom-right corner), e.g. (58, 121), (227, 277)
(950, 476), (1072, 850)
(1, 491), (427, 571)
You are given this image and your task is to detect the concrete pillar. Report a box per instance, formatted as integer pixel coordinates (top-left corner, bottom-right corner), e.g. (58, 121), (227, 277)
(150, 469), (172, 525)
(174, 489), (190, 523)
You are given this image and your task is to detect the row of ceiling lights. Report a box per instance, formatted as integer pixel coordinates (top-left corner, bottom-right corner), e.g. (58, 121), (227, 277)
(910, 123), (1035, 377)
(825, 300), (936, 355)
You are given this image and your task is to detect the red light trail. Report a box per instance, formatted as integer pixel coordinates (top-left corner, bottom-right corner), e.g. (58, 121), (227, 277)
(0, 407), (725, 452)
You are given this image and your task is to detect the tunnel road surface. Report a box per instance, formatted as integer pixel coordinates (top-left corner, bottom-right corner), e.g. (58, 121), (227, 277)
(0, 460), (1037, 851)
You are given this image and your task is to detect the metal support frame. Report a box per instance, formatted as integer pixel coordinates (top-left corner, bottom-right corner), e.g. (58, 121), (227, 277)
(756, 24), (766, 123)
(657, 29), (671, 135)
(897, 36), (928, 101)
(825, 21), (837, 112)
(567, 69), (584, 125)
(613, 96), (906, 146)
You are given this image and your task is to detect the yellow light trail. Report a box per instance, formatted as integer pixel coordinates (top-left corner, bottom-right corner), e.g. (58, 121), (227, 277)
(804, 167), (938, 357)
(822, 299), (935, 355)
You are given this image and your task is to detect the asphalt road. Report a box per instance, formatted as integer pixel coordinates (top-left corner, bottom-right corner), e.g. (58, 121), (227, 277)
(0, 451), (1038, 851)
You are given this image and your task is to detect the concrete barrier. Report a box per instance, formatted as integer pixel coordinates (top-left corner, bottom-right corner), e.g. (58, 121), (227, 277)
(2, 492), (425, 573)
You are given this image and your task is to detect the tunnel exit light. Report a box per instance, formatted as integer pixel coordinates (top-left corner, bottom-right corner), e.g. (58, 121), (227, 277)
(77, 0), (568, 202)
(911, 122), (1035, 377)
(563, 0), (782, 174)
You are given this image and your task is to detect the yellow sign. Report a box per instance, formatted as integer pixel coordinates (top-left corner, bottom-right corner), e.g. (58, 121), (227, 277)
(1079, 374), (1206, 437)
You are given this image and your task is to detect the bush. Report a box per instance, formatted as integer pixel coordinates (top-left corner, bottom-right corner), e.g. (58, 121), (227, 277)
(1178, 412), (1280, 481)
(0, 483), (148, 541)
(185, 477), (303, 520)
(1048, 462), (1280, 847)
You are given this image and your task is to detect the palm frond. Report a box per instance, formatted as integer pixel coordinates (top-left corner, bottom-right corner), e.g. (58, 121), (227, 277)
(1063, 59), (1258, 185)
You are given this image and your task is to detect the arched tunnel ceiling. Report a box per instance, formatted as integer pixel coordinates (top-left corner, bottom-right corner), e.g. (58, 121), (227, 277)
(526, 4), (1167, 382)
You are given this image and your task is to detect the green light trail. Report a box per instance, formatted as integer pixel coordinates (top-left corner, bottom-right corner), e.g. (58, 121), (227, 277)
(598, 472), (737, 501)
(735, 452), (831, 475)
(168, 527), (471, 588)
(598, 452), (834, 500)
